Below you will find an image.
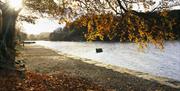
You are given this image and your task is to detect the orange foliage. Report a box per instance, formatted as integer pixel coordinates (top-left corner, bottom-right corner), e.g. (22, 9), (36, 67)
(66, 11), (175, 49)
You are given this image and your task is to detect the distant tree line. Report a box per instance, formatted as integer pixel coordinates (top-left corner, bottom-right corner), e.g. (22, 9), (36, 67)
(49, 26), (86, 41)
(27, 32), (50, 40)
(15, 31), (50, 41)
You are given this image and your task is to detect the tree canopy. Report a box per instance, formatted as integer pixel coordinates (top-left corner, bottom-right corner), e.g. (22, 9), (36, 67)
(23, 0), (180, 48)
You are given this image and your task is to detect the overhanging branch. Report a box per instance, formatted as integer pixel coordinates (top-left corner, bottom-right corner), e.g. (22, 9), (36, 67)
(116, 0), (127, 12)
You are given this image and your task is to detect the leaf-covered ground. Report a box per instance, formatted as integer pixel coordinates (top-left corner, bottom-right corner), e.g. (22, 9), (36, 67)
(0, 69), (106, 91)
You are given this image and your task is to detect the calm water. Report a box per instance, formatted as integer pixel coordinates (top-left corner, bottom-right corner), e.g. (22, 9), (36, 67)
(35, 41), (180, 81)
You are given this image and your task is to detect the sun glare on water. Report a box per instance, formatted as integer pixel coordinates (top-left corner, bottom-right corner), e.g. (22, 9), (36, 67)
(8, 0), (23, 10)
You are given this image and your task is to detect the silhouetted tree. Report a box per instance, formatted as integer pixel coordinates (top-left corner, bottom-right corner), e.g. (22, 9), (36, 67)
(0, 1), (21, 69)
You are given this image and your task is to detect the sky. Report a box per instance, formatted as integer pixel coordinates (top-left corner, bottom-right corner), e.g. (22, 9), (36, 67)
(22, 18), (64, 35)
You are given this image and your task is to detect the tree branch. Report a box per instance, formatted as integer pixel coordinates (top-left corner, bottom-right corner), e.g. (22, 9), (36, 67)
(116, 0), (127, 12)
(105, 0), (119, 14)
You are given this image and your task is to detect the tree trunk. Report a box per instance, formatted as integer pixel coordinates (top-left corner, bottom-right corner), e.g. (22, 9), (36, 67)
(0, 8), (19, 69)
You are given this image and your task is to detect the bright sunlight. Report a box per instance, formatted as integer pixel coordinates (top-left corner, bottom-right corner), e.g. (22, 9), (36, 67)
(8, 0), (23, 10)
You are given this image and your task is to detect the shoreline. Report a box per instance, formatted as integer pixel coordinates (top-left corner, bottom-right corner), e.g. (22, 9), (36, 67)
(20, 44), (180, 90)
(35, 44), (180, 88)
(56, 51), (180, 88)
(35, 40), (180, 81)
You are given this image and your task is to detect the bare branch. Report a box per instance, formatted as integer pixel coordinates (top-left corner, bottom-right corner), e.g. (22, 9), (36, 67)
(116, 0), (127, 12)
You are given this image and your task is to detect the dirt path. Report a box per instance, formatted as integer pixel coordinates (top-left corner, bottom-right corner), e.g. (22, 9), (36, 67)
(20, 44), (180, 91)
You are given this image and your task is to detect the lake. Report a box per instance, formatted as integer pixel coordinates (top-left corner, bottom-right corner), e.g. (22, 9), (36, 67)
(35, 41), (180, 81)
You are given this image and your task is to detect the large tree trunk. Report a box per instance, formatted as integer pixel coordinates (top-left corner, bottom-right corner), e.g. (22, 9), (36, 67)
(0, 8), (19, 69)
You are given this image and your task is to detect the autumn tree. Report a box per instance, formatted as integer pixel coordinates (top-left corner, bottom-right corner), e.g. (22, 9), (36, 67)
(72, 0), (179, 48)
